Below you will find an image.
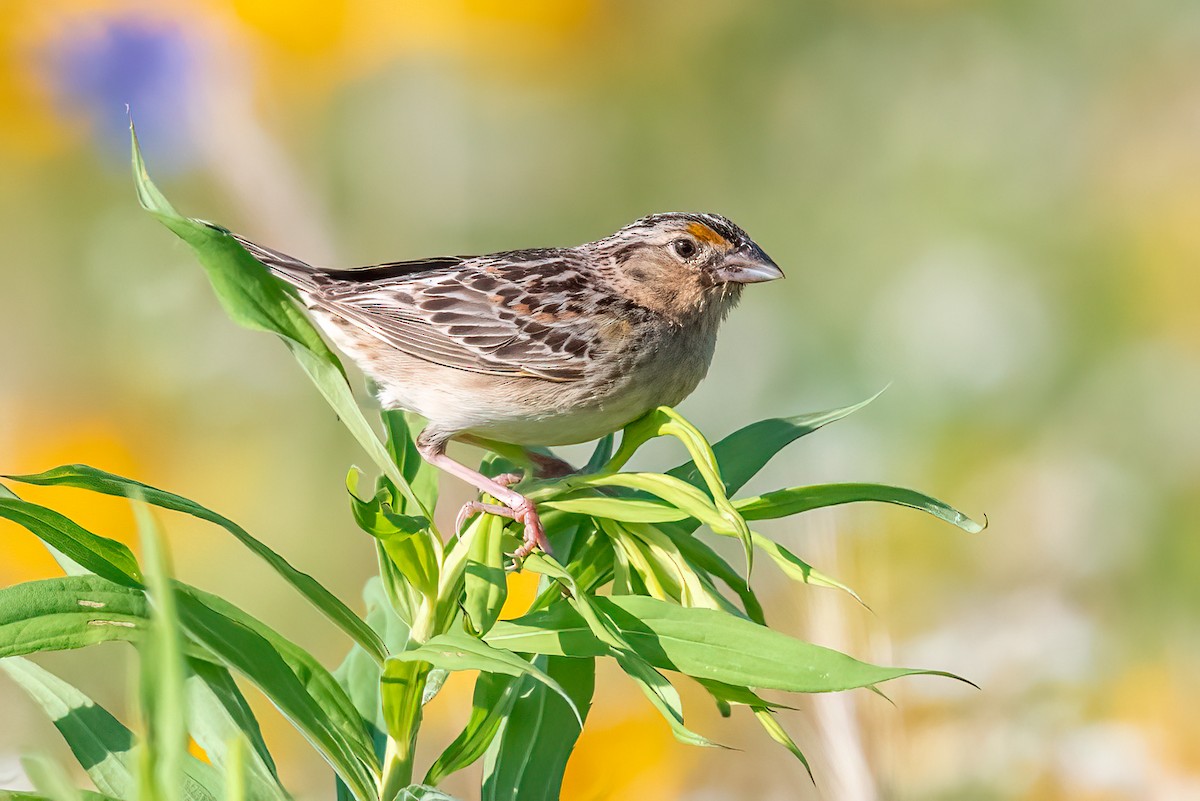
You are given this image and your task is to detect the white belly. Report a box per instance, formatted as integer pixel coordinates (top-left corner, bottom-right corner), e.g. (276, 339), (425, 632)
(316, 304), (718, 447)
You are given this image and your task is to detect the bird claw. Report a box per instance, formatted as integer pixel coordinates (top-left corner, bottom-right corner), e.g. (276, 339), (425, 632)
(492, 472), (524, 488)
(455, 500), (513, 533)
(457, 493), (551, 571)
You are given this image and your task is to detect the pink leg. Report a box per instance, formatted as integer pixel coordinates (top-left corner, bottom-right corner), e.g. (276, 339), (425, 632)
(418, 444), (551, 558)
(455, 434), (576, 479)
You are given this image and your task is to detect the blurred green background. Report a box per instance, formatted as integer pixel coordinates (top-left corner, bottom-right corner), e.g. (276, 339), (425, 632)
(3, 1), (1199, 799)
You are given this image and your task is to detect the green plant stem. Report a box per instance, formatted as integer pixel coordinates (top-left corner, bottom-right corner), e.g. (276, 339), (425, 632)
(379, 593), (439, 799)
(380, 660), (430, 800)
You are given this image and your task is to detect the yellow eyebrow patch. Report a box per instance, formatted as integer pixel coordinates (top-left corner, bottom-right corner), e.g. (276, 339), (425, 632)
(686, 222), (729, 248)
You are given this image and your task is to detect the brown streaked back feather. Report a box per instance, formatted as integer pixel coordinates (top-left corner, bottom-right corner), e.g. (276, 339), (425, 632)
(233, 233), (634, 382)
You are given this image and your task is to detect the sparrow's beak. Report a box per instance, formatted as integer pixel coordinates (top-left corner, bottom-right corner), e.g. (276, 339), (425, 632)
(715, 245), (784, 284)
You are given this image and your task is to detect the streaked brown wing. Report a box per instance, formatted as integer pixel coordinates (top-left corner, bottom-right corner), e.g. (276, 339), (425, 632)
(310, 251), (606, 381)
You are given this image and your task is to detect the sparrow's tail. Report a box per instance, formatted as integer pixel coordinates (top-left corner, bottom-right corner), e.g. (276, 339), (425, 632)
(225, 229), (322, 292)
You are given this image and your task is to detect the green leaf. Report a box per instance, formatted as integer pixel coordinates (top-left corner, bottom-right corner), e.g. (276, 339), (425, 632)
(462, 515), (508, 637)
(0, 578), (375, 800)
(752, 708), (813, 780)
(185, 660), (286, 801)
(540, 496), (689, 523)
(488, 595), (968, 693)
(696, 678), (792, 711)
(667, 391), (885, 496)
(380, 411), (439, 517)
(134, 501), (187, 801)
(387, 632), (582, 728)
(736, 483), (985, 533)
(334, 577), (411, 741)
(519, 556), (711, 747)
(656, 526), (765, 624)
(0, 657), (223, 801)
(348, 470), (439, 600)
(0, 793), (120, 801)
(379, 659), (429, 796)
(8, 465), (386, 665)
(751, 532), (864, 606)
(609, 645), (717, 748)
(173, 587), (380, 801)
(21, 755), (82, 801)
(0, 793), (121, 801)
(394, 786), (461, 801)
(538, 473), (725, 532)
(0, 497), (141, 587)
(130, 120), (428, 521)
(600, 520), (727, 611)
(481, 656), (594, 801)
(424, 672), (515, 786)
(0, 576), (151, 658)
(608, 407), (755, 574)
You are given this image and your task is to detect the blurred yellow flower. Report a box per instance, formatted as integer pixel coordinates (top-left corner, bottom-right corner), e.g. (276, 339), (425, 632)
(0, 414), (138, 585)
(561, 671), (689, 801)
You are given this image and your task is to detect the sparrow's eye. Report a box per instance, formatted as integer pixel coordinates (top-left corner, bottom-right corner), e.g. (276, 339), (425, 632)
(671, 238), (698, 260)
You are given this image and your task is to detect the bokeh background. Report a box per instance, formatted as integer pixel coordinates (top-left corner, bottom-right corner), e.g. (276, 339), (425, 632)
(3, 1), (1199, 799)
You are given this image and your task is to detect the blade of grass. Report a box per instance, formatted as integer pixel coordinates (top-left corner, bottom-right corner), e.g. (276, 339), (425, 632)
(133, 499), (187, 801)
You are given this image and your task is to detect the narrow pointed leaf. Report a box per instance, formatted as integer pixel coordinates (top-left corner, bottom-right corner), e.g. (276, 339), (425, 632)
(0, 658), (223, 801)
(540, 496), (689, 523)
(0, 497), (141, 587)
(751, 532), (864, 606)
(752, 708), (813, 780)
(519, 555), (711, 745)
(487, 595), (968, 693)
(173, 587), (380, 801)
(481, 656), (594, 801)
(736, 483), (985, 533)
(667, 391), (885, 496)
(185, 660), (286, 801)
(8, 465), (385, 664)
(134, 501), (187, 801)
(463, 515), (508, 637)
(656, 526), (765, 624)
(130, 121), (428, 519)
(387, 632), (581, 728)
(424, 672), (515, 786)
(380, 411), (439, 516)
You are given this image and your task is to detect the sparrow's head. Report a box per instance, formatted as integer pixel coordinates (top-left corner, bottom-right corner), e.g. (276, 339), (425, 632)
(593, 212), (782, 320)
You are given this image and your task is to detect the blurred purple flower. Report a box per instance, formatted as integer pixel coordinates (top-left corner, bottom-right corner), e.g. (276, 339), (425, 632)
(45, 15), (201, 172)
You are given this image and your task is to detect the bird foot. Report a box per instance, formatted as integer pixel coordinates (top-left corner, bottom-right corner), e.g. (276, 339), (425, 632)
(491, 472), (524, 488)
(455, 500), (513, 534)
(505, 498), (551, 568)
(455, 493), (551, 570)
